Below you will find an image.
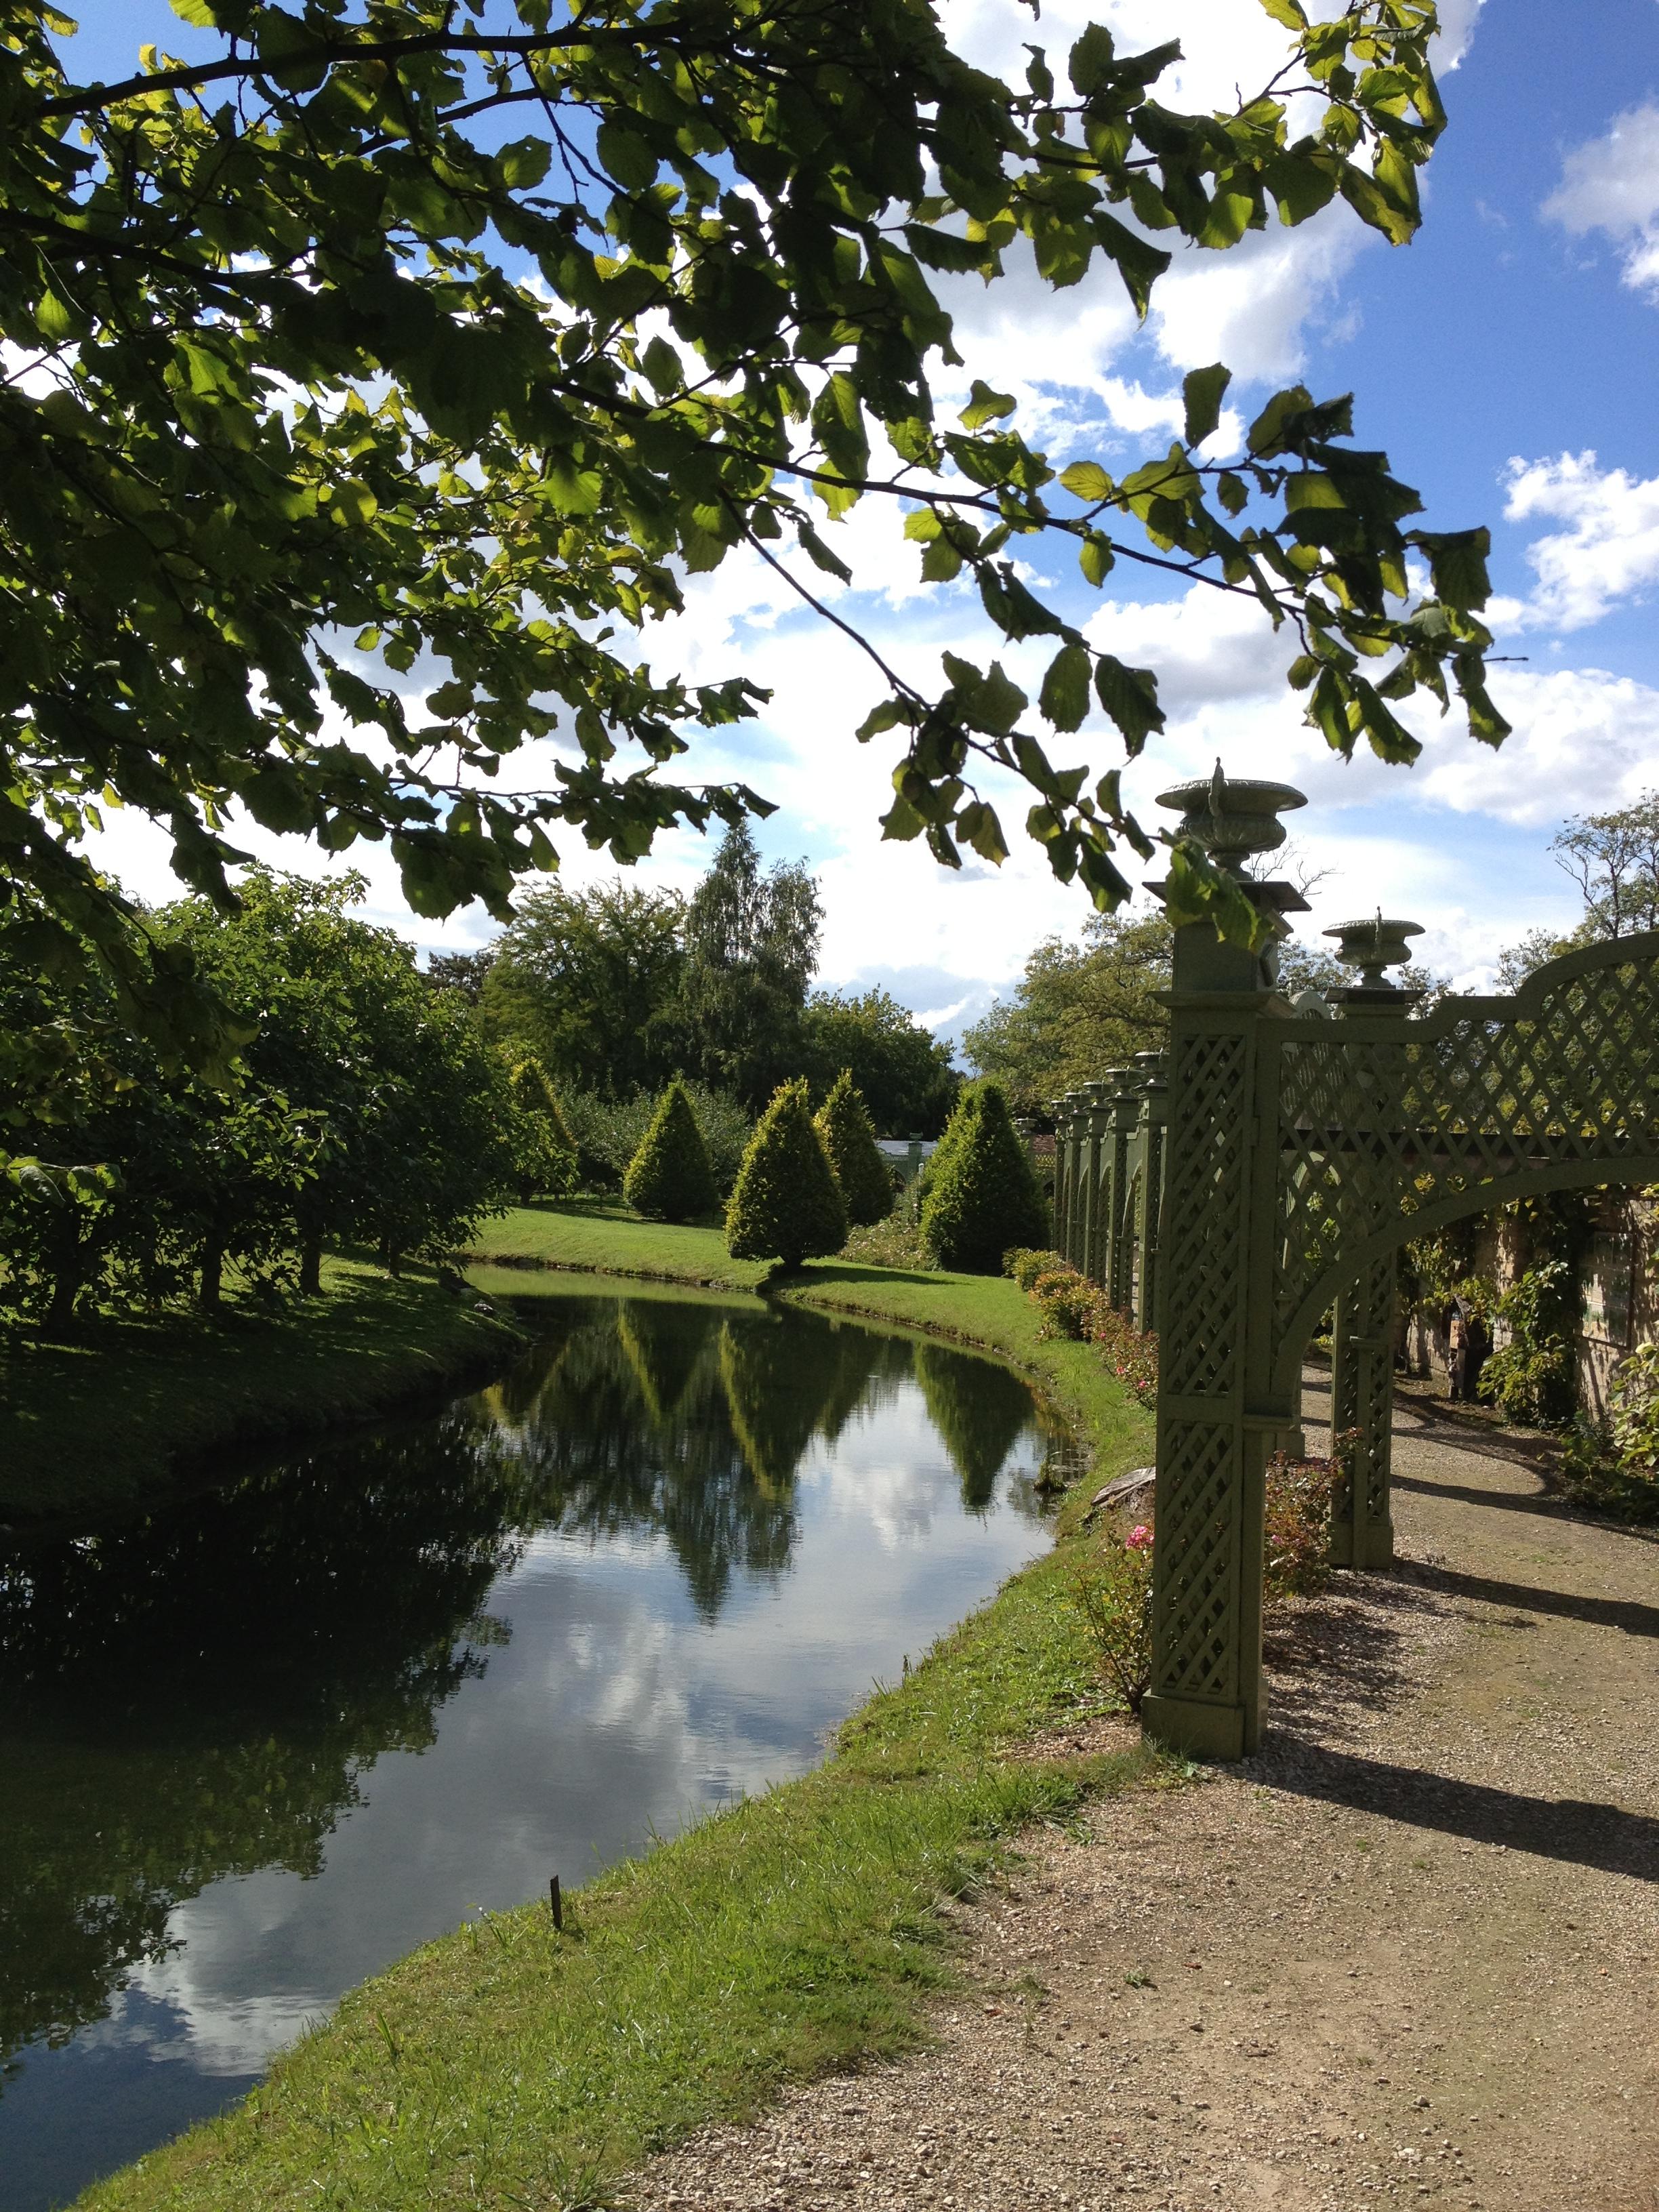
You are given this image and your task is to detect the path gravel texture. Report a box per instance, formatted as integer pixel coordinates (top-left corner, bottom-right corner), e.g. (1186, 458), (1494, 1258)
(623, 1368), (1659, 2212)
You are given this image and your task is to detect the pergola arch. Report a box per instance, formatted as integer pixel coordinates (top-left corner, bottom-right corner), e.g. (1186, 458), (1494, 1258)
(1118, 776), (1659, 1760)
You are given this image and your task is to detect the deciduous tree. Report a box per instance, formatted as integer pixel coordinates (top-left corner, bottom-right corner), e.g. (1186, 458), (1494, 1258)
(1, 0), (1501, 1067)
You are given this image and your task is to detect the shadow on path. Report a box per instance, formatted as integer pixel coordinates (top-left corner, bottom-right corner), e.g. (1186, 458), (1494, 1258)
(1397, 1559), (1659, 1639)
(1261, 1745), (1659, 1883)
(1391, 1471), (1566, 1519)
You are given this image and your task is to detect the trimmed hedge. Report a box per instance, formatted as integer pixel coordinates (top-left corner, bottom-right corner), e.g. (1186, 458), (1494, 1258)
(726, 1079), (847, 1269)
(813, 1070), (893, 1227)
(920, 1081), (1047, 1274)
(623, 1078), (720, 1223)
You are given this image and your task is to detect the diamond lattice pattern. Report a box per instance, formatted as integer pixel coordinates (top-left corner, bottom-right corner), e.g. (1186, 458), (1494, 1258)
(1162, 1033), (1248, 1398)
(1274, 952), (1659, 1364)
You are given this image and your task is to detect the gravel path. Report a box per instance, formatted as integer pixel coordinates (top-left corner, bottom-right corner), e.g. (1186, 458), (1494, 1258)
(623, 1368), (1659, 2212)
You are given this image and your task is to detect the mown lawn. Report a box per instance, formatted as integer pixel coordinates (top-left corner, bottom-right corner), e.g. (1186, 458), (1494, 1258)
(469, 1202), (1153, 1489)
(83, 1526), (1173, 2212)
(0, 1256), (520, 1528)
(63, 1206), (1164, 2210)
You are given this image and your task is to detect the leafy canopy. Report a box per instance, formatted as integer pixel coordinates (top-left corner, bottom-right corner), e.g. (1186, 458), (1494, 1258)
(2, 0), (1502, 1062)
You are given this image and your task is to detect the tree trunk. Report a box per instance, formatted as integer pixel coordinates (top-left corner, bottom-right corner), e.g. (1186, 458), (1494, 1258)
(380, 1235), (402, 1278)
(199, 1229), (224, 1313)
(299, 1233), (322, 1298)
(45, 1219), (83, 1333)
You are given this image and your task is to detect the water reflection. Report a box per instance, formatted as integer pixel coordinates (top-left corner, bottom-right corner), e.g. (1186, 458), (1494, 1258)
(0, 1286), (1052, 2210)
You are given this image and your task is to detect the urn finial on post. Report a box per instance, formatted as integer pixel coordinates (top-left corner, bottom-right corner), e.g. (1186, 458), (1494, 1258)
(1324, 910), (1425, 1004)
(1155, 760), (1308, 875)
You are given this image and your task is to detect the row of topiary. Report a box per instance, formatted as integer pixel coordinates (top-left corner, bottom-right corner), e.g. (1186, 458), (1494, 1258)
(624, 1067), (1050, 1275)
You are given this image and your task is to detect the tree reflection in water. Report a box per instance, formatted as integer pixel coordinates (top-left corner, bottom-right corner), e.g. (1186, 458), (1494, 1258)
(0, 1290), (1042, 2088)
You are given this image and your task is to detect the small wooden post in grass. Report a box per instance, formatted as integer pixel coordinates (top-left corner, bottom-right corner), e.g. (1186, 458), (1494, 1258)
(549, 1875), (563, 1930)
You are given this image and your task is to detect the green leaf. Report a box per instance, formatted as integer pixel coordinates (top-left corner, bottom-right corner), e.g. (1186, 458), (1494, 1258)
(1181, 363), (1231, 449)
(1059, 460), (1112, 501)
(1067, 23), (1118, 96)
(958, 380), (1018, 432)
(1078, 532), (1115, 587)
(957, 800), (1010, 865)
(857, 700), (908, 741)
(798, 523), (853, 583)
(596, 121), (659, 193)
(1216, 471), (1249, 517)
(1409, 527), (1492, 613)
(1093, 655), (1164, 751)
(1039, 644), (1092, 733)
(169, 0), (221, 21)
(1255, 0), (1307, 28)
(498, 136), (552, 191)
(1091, 212), (1172, 318)
(640, 335), (682, 397)
(253, 6), (330, 92)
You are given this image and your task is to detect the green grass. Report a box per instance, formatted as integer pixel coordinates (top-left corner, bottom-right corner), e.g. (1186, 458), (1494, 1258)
(64, 1204), (1166, 2211)
(83, 1542), (1174, 2212)
(468, 1195), (769, 1290)
(0, 1257), (522, 1528)
(470, 1204), (1153, 1493)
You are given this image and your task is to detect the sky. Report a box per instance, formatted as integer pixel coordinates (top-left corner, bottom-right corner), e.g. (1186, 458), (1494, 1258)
(61, 0), (1659, 1048)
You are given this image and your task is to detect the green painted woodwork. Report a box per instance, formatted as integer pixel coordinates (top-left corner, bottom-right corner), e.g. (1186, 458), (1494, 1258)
(1052, 766), (1659, 1759)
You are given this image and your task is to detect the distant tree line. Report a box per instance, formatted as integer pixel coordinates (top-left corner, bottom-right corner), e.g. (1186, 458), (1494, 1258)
(474, 823), (960, 1144)
(0, 827), (964, 1326)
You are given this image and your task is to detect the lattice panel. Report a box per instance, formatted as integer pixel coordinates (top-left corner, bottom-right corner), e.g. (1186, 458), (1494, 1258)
(1151, 1419), (1240, 1702)
(1273, 944), (1659, 1367)
(1161, 1033), (1250, 1397)
(1332, 1254), (1397, 1528)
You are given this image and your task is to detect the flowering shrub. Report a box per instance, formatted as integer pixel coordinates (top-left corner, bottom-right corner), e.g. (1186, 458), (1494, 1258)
(1069, 1520), (1155, 1713)
(1008, 1251), (1160, 1408)
(1088, 1301), (1159, 1408)
(1031, 1267), (1099, 1339)
(1263, 1444), (1340, 1603)
(1004, 1246), (1066, 1293)
(1073, 1450), (1339, 1711)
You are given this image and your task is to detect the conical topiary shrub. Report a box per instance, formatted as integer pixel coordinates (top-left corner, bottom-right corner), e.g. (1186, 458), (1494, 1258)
(510, 1054), (579, 1195)
(726, 1078), (848, 1269)
(624, 1077), (719, 1223)
(813, 1069), (893, 1227)
(920, 1079), (1048, 1273)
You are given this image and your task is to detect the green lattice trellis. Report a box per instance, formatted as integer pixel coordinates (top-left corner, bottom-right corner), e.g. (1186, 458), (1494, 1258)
(1052, 773), (1659, 1758)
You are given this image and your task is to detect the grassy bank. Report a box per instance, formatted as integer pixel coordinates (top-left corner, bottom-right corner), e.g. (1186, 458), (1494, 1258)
(467, 1194), (769, 1289)
(470, 1202), (1152, 1489)
(83, 1537), (1172, 2212)
(63, 1208), (1162, 2209)
(0, 1257), (521, 1530)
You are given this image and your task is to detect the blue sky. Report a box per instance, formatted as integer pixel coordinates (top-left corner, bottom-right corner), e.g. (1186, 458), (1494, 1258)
(64, 0), (1659, 1044)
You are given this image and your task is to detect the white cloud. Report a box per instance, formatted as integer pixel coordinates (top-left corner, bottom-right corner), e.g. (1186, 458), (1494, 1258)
(1497, 450), (1659, 631)
(1541, 101), (1659, 300)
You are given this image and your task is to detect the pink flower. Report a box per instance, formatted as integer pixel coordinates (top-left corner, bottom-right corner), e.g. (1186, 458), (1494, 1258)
(1126, 1523), (1153, 1553)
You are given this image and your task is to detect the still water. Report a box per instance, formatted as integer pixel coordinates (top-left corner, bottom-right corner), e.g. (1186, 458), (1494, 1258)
(0, 1280), (1056, 2210)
